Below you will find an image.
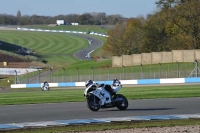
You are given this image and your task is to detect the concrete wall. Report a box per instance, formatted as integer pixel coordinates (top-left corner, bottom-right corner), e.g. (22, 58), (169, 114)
(132, 54), (141, 65)
(112, 49), (200, 67)
(151, 52), (162, 64)
(195, 50), (200, 61)
(162, 52), (172, 63)
(172, 50), (183, 62)
(122, 55), (132, 66)
(112, 56), (122, 67)
(141, 53), (152, 64)
(183, 50), (194, 62)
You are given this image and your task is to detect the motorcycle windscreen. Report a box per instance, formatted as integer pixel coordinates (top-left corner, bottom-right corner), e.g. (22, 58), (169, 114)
(112, 86), (121, 92)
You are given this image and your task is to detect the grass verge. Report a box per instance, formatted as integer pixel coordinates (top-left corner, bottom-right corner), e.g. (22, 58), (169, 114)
(1, 119), (200, 133)
(0, 84), (199, 105)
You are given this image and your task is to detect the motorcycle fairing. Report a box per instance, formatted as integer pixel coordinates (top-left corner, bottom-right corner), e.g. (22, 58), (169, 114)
(89, 87), (112, 105)
(112, 85), (121, 93)
(84, 84), (97, 96)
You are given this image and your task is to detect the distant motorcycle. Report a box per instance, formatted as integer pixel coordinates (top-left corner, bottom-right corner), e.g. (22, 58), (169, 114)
(84, 80), (128, 111)
(41, 83), (50, 91)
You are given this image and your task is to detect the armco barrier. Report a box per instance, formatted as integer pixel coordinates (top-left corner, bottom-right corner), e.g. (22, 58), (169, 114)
(16, 28), (108, 37)
(10, 77), (200, 88)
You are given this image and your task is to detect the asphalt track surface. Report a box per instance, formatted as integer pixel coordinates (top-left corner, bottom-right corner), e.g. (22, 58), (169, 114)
(0, 97), (199, 124)
(72, 34), (103, 60)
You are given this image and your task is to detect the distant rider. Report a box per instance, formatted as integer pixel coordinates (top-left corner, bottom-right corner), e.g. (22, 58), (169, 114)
(112, 78), (121, 86)
(43, 80), (49, 87)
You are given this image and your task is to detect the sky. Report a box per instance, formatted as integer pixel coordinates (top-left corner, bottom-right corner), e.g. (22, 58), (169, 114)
(0, 0), (158, 18)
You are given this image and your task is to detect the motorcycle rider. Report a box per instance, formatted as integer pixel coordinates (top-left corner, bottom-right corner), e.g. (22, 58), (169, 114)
(85, 80), (94, 88)
(43, 80), (49, 87)
(85, 80), (116, 96)
(85, 78), (121, 88)
(112, 78), (121, 86)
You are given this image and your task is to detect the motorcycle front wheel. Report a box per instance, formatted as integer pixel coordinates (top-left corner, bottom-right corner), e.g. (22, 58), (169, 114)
(41, 87), (50, 91)
(115, 94), (128, 110)
(86, 94), (101, 111)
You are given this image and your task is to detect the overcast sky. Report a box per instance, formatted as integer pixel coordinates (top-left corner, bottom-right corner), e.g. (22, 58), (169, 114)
(0, 0), (158, 18)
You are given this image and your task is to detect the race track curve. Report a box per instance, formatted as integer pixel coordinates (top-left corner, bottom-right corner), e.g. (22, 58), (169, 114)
(72, 34), (103, 60)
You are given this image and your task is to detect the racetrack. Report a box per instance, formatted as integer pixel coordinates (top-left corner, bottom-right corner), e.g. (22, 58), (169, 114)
(0, 27), (199, 128)
(0, 97), (199, 124)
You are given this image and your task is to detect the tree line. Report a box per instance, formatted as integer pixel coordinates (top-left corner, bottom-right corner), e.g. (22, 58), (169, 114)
(103, 0), (200, 56)
(0, 11), (125, 25)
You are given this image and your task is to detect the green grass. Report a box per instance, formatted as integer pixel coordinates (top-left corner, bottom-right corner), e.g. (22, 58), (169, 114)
(66, 59), (112, 69)
(0, 30), (90, 67)
(1, 119), (200, 133)
(0, 26), (110, 68)
(0, 84), (199, 105)
(122, 85), (200, 99)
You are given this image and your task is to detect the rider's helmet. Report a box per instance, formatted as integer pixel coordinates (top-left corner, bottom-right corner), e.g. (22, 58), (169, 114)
(85, 80), (93, 87)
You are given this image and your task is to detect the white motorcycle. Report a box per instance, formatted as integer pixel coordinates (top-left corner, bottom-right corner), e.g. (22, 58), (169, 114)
(41, 83), (50, 91)
(84, 80), (128, 111)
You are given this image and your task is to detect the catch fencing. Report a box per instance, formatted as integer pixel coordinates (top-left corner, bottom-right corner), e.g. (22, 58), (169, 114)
(15, 62), (199, 84)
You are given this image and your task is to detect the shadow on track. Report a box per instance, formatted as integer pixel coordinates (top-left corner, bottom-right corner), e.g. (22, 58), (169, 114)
(105, 108), (176, 112)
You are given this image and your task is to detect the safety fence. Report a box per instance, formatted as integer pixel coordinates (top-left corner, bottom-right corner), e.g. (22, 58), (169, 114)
(15, 62), (199, 84)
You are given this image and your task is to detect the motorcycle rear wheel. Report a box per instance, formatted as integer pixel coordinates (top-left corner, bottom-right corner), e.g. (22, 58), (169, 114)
(115, 94), (128, 110)
(86, 94), (101, 111)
